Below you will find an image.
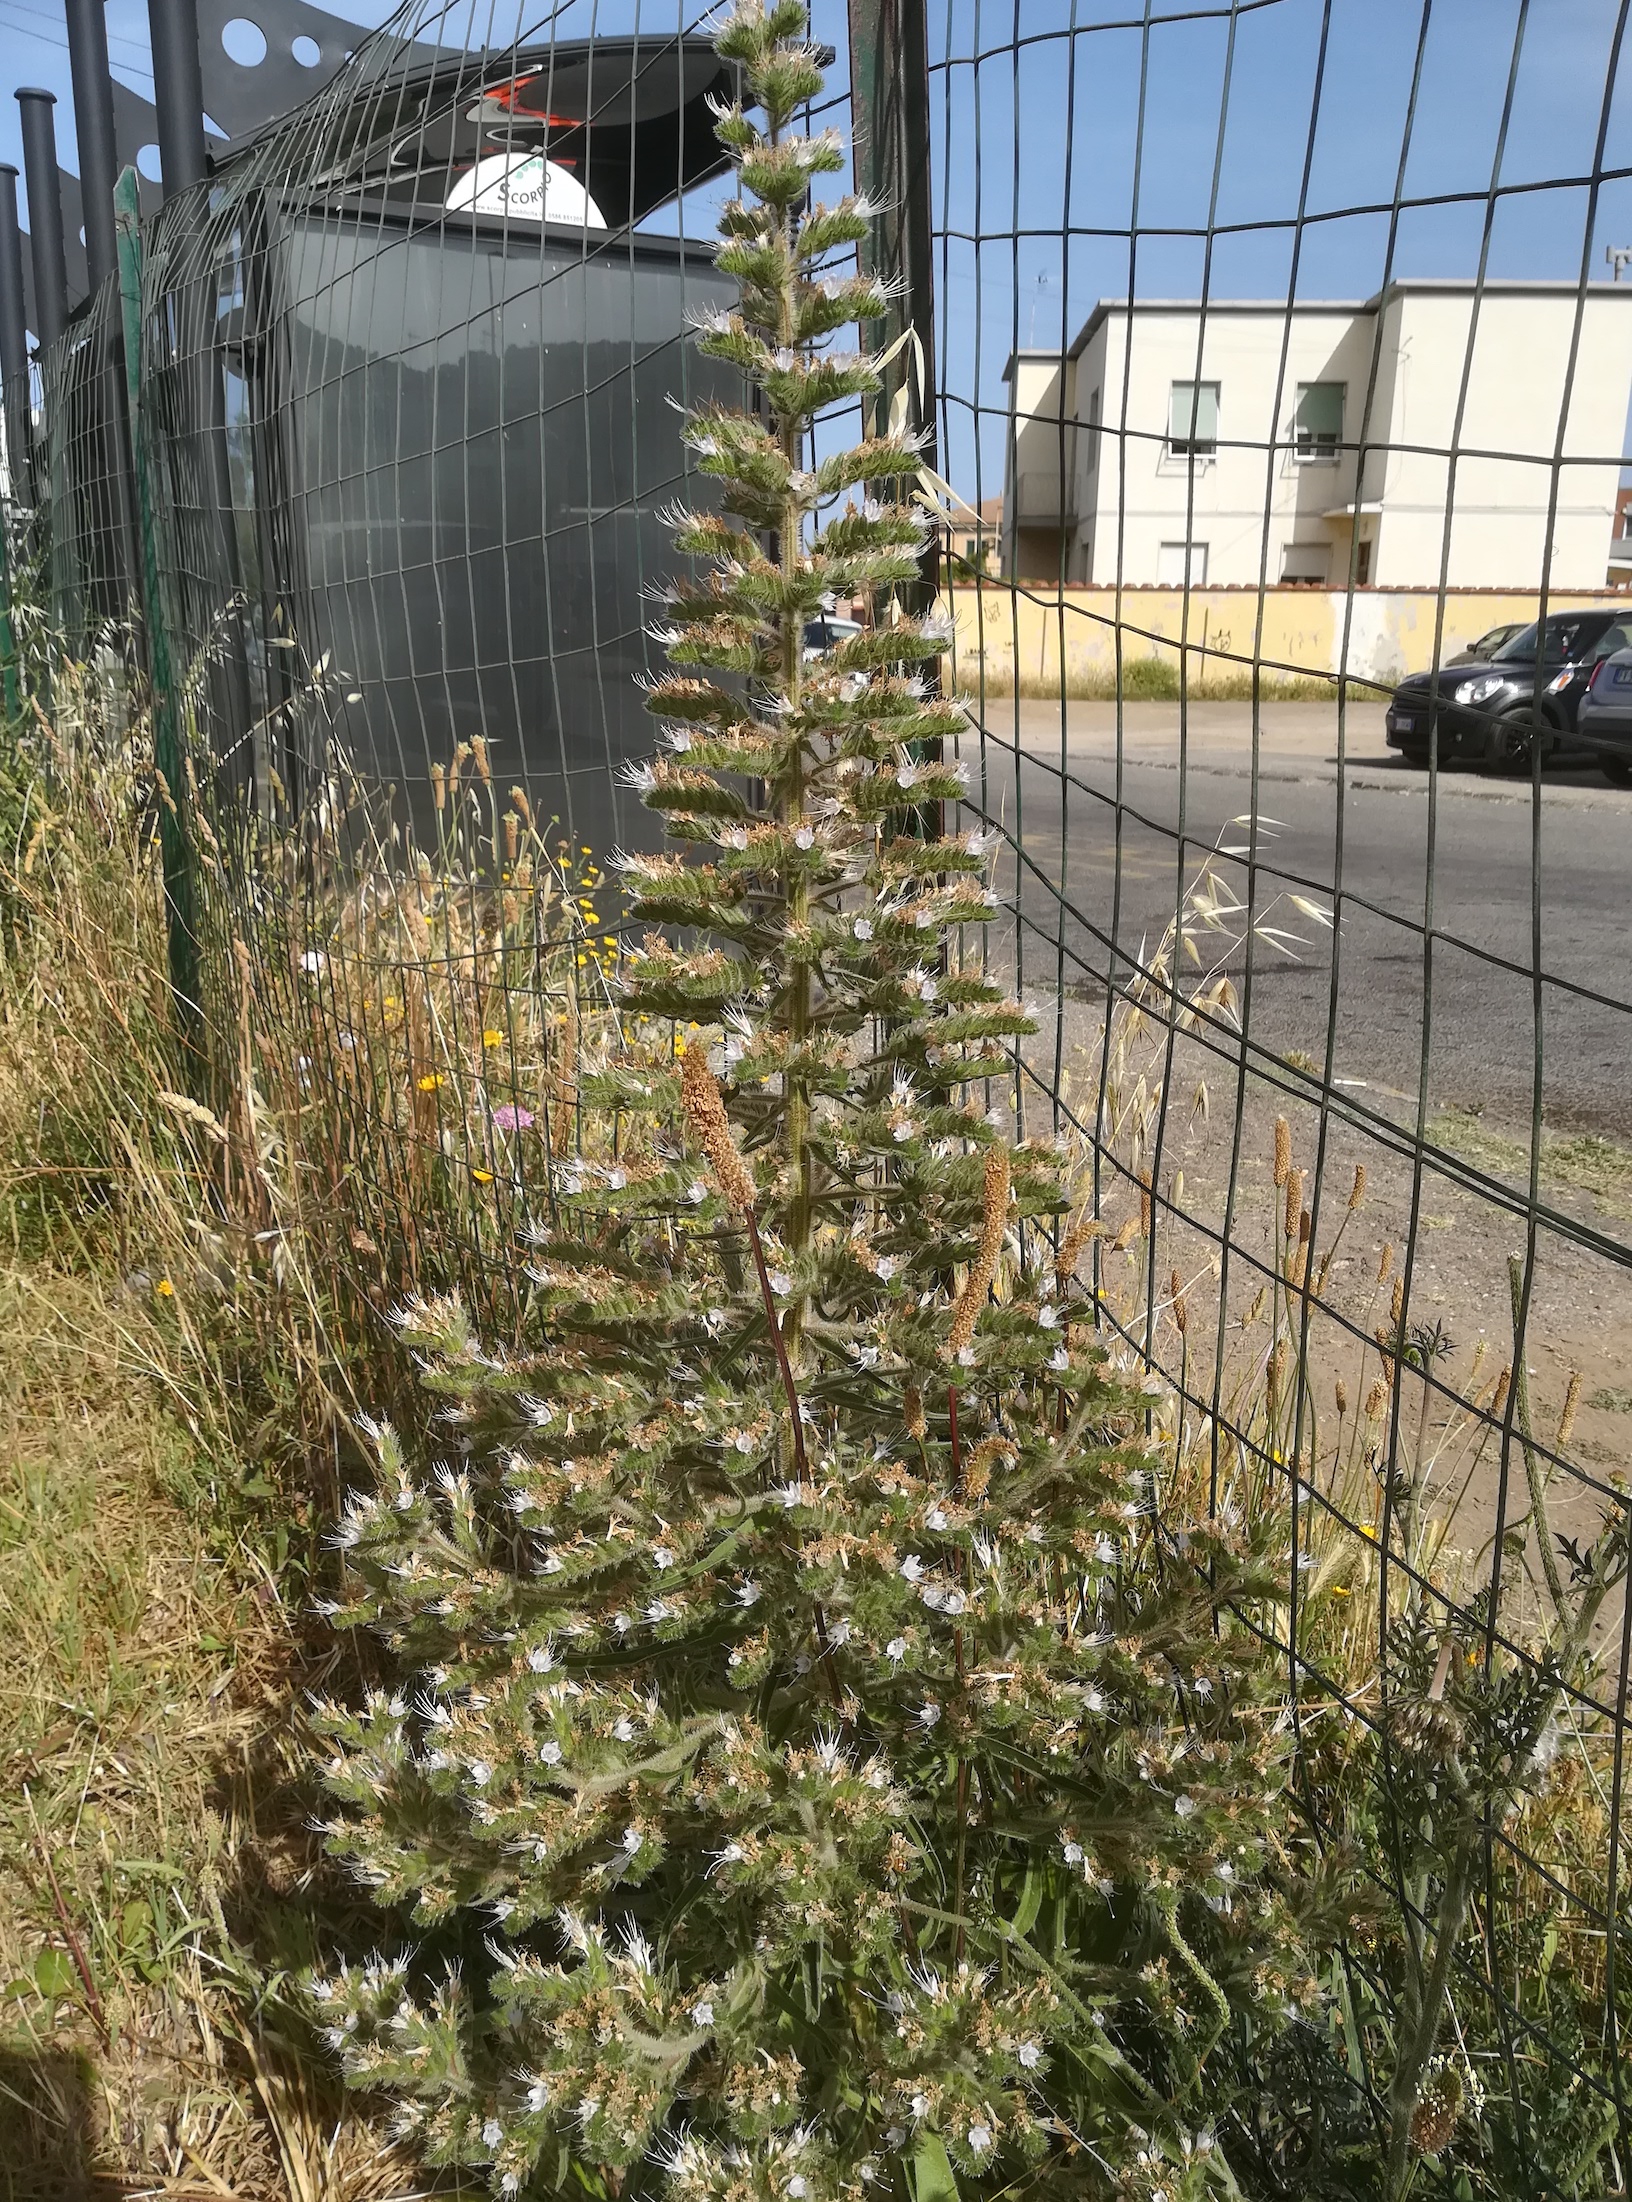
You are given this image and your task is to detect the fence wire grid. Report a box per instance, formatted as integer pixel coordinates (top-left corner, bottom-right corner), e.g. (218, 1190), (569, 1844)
(13, 0), (1632, 2191)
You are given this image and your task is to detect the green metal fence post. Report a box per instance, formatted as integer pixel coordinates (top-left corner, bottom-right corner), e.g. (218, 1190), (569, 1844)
(114, 164), (201, 1059)
(0, 517), (19, 717)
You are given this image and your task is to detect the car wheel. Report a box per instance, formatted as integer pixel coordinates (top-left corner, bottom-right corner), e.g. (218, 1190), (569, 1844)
(1487, 705), (1549, 772)
(1602, 755), (1632, 788)
(1398, 747), (1430, 770)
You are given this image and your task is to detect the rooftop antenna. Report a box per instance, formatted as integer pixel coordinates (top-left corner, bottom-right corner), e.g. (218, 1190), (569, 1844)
(1608, 245), (1632, 281)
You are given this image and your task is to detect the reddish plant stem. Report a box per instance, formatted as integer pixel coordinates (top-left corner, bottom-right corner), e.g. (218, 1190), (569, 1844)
(744, 1210), (844, 1707)
(745, 1211), (808, 1481)
(38, 1840), (109, 2048)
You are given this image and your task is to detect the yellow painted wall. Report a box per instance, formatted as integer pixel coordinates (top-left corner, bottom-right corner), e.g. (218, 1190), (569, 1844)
(941, 583), (1630, 690)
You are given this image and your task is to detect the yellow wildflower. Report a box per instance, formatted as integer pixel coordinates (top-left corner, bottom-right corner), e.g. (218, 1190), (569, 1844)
(471, 1166), (494, 1185)
(482, 1029), (504, 1049)
(417, 1072), (445, 1093)
(155, 1277), (175, 1298)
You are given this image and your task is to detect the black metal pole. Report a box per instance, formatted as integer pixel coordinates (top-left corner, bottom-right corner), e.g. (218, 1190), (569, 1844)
(146, 0), (209, 199)
(65, 0), (120, 291)
(846, 0), (939, 606)
(0, 164), (29, 502)
(66, 0), (141, 626)
(17, 91), (69, 353)
(146, 0), (256, 799)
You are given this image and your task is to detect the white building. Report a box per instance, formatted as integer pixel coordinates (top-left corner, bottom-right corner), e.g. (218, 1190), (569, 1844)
(1004, 281), (1632, 590)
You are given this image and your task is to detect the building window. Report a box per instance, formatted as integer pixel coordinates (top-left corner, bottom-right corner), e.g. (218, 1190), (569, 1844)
(1294, 381), (1344, 461)
(1167, 381), (1219, 458)
(1157, 540), (1209, 586)
(1084, 386), (1102, 475)
(1280, 540), (1330, 584)
(1355, 536), (1373, 586)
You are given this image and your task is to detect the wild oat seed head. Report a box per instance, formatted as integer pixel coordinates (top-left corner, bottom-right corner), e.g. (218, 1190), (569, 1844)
(1363, 1376), (1389, 1420)
(1348, 1163), (1366, 1212)
(1273, 1116), (1292, 1188)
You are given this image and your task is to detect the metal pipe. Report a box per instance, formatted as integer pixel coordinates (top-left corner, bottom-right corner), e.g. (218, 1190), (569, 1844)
(17, 90), (69, 353)
(0, 164), (29, 498)
(846, 0), (939, 587)
(65, 0), (120, 291)
(146, 0), (209, 200)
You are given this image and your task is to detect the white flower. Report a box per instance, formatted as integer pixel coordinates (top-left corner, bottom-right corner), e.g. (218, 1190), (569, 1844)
(526, 2076), (550, 2112)
(1017, 2041), (1041, 2070)
(939, 1589), (967, 1616)
(692, 1999), (715, 2026)
(483, 2117), (504, 2146)
(768, 1269), (793, 1296)
(968, 2124), (992, 2154)
(622, 1826), (642, 1853)
(736, 1580), (761, 1607)
(528, 1645), (555, 1673)
(900, 1555), (925, 1582)
(875, 1254), (900, 1281)
(539, 1741), (563, 1765)
(1050, 1347), (1070, 1371)
(1095, 1536), (1117, 1564)
(1037, 1304), (1058, 1330)
(467, 1759), (492, 1787)
(886, 1637), (907, 1665)
(646, 1599), (672, 1622)
(956, 1346), (976, 1368)
(917, 1700), (941, 1728)
(1083, 1687), (1105, 1714)
(1062, 1839), (1084, 1865)
(926, 1507), (948, 1531)
(1174, 1794), (1198, 1818)
(300, 948), (326, 974)
(853, 917), (874, 940)
(789, 2179), (809, 2200)
(794, 826), (815, 850)
(613, 1717), (635, 1741)
(652, 1547), (674, 1570)
(885, 2126), (906, 2149)
(827, 1617), (852, 1644)
(688, 1180), (708, 1204)
(911, 2094), (929, 2120)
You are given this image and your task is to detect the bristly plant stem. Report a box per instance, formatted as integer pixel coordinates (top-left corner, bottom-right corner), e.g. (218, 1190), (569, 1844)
(745, 1209), (808, 1484)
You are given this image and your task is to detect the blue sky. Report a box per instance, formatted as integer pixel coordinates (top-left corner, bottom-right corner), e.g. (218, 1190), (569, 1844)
(1, 0), (1630, 492)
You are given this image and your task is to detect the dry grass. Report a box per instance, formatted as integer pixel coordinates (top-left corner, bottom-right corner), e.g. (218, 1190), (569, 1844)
(952, 655), (1375, 704)
(0, 661), (454, 2198)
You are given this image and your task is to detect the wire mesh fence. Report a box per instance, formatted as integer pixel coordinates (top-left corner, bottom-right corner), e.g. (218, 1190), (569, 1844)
(12, 0), (1632, 2188)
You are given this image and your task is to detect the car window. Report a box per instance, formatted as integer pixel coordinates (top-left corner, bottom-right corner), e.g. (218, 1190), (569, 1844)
(1492, 615), (1614, 664)
(1591, 624), (1632, 658)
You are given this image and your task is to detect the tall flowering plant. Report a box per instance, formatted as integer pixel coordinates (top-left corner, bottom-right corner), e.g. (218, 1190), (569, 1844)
(310, 7), (1338, 2196)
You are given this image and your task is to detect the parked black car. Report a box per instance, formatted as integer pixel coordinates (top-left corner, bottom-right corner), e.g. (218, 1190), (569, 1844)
(1385, 609), (1632, 769)
(1575, 644), (1632, 784)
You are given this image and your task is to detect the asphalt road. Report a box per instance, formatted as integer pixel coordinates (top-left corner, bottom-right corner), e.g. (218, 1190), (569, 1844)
(958, 700), (1632, 1136)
